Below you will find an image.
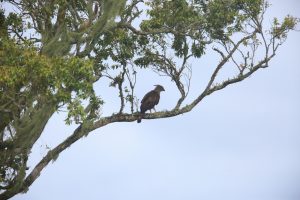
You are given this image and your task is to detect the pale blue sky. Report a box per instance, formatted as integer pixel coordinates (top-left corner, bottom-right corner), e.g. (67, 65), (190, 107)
(10, 0), (300, 200)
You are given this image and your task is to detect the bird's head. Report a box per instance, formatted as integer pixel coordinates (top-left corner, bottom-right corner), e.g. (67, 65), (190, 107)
(154, 85), (165, 92)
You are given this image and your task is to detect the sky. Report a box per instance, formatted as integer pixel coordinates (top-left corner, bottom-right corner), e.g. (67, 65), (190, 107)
(8, 0), (300, 200)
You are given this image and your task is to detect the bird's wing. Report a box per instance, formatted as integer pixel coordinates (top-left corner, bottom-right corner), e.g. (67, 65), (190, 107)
(141, 90), (156, 104)
(153, 92), (160, 105)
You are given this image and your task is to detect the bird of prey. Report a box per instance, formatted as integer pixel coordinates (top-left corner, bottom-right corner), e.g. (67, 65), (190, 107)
(137, 85), (165, 123)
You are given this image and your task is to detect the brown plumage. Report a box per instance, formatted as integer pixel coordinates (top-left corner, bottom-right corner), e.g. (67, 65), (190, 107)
(137, 85), (165, 123)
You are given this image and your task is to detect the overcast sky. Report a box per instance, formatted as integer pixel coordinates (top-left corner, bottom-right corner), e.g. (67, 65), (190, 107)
(10, 0), (300, 200)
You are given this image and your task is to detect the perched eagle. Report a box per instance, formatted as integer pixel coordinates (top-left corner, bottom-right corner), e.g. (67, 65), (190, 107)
(137, 85), (165, 123)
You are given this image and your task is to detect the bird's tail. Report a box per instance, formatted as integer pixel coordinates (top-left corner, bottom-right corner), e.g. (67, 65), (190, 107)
(137, 111), (144, 123)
